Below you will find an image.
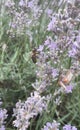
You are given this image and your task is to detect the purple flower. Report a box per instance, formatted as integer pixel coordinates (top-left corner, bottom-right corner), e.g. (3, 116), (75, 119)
(13, 91), (47, 130)
(46, 9), (52, 17)
(48, 42), (56, 50)
(72, 126), (78, 130)
(0, 125), (5, 130)
(28, 1), (33, 8)
(47, 17), (57, 31)
(52, 69), (59, 78)
(65, 85), (73, 93)
(63, 124), (77, 130)
(37, 45), (44, 52)
(44, 37), (57, 50)
(19, 0), (25, 7)
(76, 33), (80, 43)
(41, 120), (60, 130)
(63, 124), (72, 130)
(69, 40), (80, 60)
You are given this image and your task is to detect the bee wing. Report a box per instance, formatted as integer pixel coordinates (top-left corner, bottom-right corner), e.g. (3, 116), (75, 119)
(59, 81), (66, 89)
(66, 71), (73, 82)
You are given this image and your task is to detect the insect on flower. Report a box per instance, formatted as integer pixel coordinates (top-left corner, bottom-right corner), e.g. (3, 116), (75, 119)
(62, 70), (73, 84)
(31, 48), (39, 63)
(58, 70), (73, 89)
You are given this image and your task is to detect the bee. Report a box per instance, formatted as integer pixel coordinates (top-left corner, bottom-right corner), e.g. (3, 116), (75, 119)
(58, 70), (73, 89)
(31, 48), (39, 63)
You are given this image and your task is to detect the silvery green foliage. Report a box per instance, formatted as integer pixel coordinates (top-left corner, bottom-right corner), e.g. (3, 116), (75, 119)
(13, 91), (47, 130)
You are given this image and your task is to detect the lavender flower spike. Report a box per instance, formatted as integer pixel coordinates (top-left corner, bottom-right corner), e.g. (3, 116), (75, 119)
(13, 91), (47, 130)
(63, 124), (77, 130)
(41, 120), (60, 130)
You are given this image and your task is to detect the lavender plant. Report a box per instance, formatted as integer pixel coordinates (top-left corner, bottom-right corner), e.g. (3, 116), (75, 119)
(30, 0), (80, 129)
(0, 0), (80, 129)
(13, 91), (47, 130)
(5, 0), (67, 44)
(33, 0), (80, 93)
